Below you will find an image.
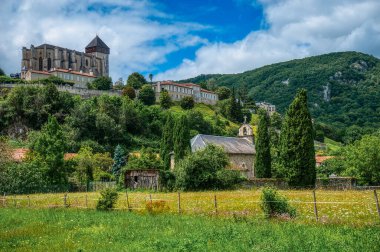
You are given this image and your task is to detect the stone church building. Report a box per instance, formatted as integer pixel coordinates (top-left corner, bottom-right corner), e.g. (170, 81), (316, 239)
(21, 35), (109, 87)
(190, 121), (256, 179)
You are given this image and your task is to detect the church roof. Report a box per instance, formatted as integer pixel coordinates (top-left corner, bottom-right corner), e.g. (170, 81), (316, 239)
(191, 134), (255, 154)
(85, 35), (110, 50)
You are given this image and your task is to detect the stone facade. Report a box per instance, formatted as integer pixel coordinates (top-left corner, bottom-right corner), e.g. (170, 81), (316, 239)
(152, 81), (218, 105)
(256, 102), (276, 116)
(21, 35), (110, 85)
(190, 123), (256, 179)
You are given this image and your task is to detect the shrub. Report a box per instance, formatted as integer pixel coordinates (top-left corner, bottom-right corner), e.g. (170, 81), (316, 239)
(174, 145), (241, 191)
(122, 86), (136, 99)
(145, 200), (170, 214)
(260, 187), (296, 218)
(180, 96), (194, 110)
(96, 188), (119, 211)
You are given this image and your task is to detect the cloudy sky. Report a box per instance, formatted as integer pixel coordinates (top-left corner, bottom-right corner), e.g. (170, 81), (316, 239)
(1, 0), (380, 81)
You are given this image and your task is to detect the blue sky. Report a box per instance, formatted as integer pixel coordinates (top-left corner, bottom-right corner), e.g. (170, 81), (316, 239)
(1, 0), (380, 81)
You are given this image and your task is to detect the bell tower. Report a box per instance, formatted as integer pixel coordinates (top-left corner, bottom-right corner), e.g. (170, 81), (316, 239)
(85, 35), (110, 76)
(238, 116), (254, 144)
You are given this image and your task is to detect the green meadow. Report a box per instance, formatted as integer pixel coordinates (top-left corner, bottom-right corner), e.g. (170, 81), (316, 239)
(1, 208), (380, 252)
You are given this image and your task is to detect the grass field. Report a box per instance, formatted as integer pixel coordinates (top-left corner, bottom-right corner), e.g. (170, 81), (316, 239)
(2, 189), (379, 226)
(1, 208), (380, 252)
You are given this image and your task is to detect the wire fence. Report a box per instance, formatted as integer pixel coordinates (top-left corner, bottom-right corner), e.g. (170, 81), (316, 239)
(1, 190), (379, 225)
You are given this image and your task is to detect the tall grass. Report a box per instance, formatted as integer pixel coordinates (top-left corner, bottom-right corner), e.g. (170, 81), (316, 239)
(0, 208), (379, 252)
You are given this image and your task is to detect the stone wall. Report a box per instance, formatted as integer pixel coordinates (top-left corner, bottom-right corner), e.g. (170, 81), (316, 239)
(228, 153), (255, 179)
(240, 178), (289, 189)
(0, 83), (121, 99)
(315, 177), (356, 189)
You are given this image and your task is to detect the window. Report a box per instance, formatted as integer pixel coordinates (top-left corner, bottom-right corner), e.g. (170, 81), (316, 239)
(39, 57), (43, 71)
(86, 59), (88, 66)
(243, 127), (247, 136)
(47, 58), (51, 71)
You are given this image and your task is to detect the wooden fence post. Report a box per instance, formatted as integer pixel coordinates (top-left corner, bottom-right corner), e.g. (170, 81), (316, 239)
(214, 194), (218, 215)
(13, 195), (16, 207)
(374, 190), (380, 220)
(2, 193), (5, 207)
(313, 190), (318, 221)
(126, 191), (131, 211)
(63, 193), (67, 208)
(27, 195), (31, 208)
(85, 194), (88, 209)
(149, 194), (153, 205)
(178, 192), (181, 214)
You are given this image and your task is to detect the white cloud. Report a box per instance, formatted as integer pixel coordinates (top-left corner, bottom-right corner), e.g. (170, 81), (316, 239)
(157, 0), (380, 80)
(0, 0), (208, 80)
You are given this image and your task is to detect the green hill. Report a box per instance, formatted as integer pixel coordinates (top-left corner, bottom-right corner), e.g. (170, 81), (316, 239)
(180, 52), (380, 140)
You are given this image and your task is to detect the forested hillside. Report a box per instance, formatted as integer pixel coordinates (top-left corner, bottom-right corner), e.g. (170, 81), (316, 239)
(180, 52), (380, 140)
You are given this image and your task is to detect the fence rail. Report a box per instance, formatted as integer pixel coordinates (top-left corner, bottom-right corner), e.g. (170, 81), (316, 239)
(1, 190), (379, 225)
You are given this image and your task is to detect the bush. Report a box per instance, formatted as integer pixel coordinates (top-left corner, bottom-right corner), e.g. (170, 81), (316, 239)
(260, 187), (296, 218)
(96, 188), (119, 211)
(180, 96), (194, 110)
(174, 145), (241, 191)
(159, 170), (176, 191)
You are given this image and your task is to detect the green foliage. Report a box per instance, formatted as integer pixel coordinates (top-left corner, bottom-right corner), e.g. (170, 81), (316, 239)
(180, 96), (195, 110)
(123, 148), (162, 171)
(96, 188), (119, 211)
(0, 67), (4, 76)
(279, 89), (316, 186)
(122, 86), (136, 99)
(0, 85), (76, 130)
(127, 72), (147, 89)
(342, 133), (380, 185)
(260, 187), (296, 218)
(173, 115), (190, 161)
(138, 84), (155, 106)
(215, 86), (231, 100)
(30, 116), (68, 186)
(255, 109), (271, 178)
(159, 90), (172, 109)
(159, 170), (176, 191)
(160, 114), (174, 170)
(0, 160), (48, 194)
(181, 52), (380, 141)
(88, 76), (112, 90)
(112, 145), (126, 177)
(227, 88), (243, 123)
(174, 145), (241, 191)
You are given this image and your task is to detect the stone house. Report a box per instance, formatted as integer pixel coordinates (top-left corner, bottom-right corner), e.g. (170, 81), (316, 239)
(152, 81), (218, 105)
(190, 123), (256, 179)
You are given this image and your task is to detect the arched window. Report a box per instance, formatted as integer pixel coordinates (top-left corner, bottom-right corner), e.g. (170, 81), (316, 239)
(39, 57), (43, 71)
(86, 59), (88, 66)
(243, 127), (247, 136)
(47, 58), (52, 71)
(241, 162), (246, 170)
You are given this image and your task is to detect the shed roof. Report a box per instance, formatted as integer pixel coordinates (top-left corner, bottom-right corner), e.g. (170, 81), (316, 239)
(191, 134), (255, 154)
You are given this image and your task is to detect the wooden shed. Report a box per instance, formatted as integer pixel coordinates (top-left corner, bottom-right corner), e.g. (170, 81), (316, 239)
(124, 169), (160, 190)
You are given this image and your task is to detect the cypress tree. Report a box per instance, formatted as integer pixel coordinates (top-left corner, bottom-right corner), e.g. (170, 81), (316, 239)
(111, 144), (126, 177)
(173, 115), (190, 162)
(255, 109), (271, 178)
(160, 114), (174, 169)
(279, 89), (316, 187)
(228, 87), (243, 123)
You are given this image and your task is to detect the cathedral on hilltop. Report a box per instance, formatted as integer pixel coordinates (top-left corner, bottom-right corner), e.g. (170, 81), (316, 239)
(21, 35), (110, 87)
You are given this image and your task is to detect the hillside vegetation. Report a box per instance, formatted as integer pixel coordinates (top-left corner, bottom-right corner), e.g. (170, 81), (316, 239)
(181, 52), (380, 140)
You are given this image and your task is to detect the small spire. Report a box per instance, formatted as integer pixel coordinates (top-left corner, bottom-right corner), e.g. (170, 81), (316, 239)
(243, 115), (247, 124)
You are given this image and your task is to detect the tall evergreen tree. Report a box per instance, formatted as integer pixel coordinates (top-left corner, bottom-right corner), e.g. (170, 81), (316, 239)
(112, 144), (126, 177)
(255, 109), (271, 178)
(173, 115), (190, 162)
(160, 114), (174, 169)
(279, 89), (316, 187)
(228, 87), (243, 123)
